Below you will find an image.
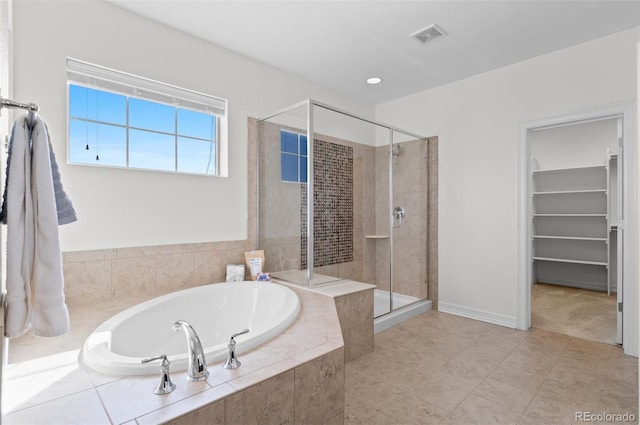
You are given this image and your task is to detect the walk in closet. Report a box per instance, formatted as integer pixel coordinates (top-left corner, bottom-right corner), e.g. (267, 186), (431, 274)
(531, 118), (620, 295)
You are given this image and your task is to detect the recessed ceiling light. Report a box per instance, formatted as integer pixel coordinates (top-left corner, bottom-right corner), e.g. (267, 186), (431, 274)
(366, 77), (382, 85)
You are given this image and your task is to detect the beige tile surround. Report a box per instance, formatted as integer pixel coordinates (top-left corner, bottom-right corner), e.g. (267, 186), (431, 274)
(62, 241), (254, 308)
(5, 285), (346, 425)
(296, 280), (375, 363)
(334, 290), (374, 363)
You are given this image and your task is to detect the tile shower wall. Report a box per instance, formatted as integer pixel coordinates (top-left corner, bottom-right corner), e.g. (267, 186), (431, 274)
(374, 138), (437, 303)
(428, 138), (438, 309)
(258, 121), (374, 283)
(258, 121), (305, 274)
(257, 120), (438, 305)
(312, 134), (374, 283)
(301, 139), (354, 269)
(392, 138), (428, 300)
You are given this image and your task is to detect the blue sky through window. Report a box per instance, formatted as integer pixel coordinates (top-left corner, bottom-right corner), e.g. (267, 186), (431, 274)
(69, 84), (217, 175)
(280, 131), (307, 183)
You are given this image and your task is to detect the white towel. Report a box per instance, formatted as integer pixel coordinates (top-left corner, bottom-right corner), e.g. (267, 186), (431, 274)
(5, 116), (32, 338)
(5, 115), (70, 338)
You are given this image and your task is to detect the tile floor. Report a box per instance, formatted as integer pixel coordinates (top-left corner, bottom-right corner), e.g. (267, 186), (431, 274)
(345, 310), (638, 425)
(532, 283), (618, 345)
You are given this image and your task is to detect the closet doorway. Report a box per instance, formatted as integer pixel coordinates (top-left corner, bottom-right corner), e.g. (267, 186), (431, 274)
(530, 118), (620, 345)
(517, 102), (636, 356)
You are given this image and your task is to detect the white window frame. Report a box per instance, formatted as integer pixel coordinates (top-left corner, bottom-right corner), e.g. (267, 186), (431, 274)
(66, 58), (228, 176)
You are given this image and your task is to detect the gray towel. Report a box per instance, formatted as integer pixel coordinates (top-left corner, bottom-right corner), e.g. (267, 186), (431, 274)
(1, 115), (77, 225)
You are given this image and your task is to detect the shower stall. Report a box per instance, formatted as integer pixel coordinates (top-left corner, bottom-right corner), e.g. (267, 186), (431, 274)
(257, 100), (431, 326)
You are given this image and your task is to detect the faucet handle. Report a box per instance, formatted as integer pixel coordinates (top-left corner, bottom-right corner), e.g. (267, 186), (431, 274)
(224, 329), (250, 369)
(142, 354), (176, 395)
(231, 328), (250, 339)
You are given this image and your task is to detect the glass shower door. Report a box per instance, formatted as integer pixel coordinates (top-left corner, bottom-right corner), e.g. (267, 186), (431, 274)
(389, 130), (429, 313)
(257, 102), (309, 287)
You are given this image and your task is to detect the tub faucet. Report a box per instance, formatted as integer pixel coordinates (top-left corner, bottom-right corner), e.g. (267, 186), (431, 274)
(172, 320), (209, 381)
(224, 328), (250, 369)
(141, 354), (176, 395)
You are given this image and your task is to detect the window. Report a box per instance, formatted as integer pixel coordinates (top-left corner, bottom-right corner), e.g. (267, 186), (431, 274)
(66, 58), (227, 176)
(280, 130), (307, 183)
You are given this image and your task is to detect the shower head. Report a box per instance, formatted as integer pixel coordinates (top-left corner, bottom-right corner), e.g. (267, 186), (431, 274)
(392, 144), (401, 158)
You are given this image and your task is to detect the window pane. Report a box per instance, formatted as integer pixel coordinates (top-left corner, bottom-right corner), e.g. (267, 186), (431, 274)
(177, 137), (216, 175)
(300, 156), (307, 183)
(281, 153), (298, 182)
(69, 85), (126, 125)
(178, 108), (215, 140)
(69, 120), (126, 167)
(69, 85), (89, 120)
(95, 124), (127, 166)
(300, 135), (307, 156)
(96, 90), (126, 125)
(129, 98), (175, 133)
(69, 119), (92, 164)
(129, 129), (175, 171)
(281, 131), (298, 154)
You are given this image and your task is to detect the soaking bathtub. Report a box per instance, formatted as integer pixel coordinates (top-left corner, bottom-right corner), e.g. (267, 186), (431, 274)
(81, 281), (300, 376)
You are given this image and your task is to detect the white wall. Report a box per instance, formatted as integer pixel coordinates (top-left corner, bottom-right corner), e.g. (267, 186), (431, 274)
(11, 1), (374, 252)
(530, 118), (618, 170)
(376, 28), (639, 324)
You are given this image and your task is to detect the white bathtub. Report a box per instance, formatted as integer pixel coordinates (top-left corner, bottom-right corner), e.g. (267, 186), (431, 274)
(81, 281), (300, 376)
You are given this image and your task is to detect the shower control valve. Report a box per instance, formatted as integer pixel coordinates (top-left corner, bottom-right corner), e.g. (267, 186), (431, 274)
(392, 206), (406, 228)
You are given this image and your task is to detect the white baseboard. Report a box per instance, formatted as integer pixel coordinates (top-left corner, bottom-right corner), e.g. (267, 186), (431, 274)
(438, 301), (517, 329)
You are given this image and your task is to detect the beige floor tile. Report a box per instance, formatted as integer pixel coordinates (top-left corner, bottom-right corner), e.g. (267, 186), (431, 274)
(473, 374), (539, 414)
(346, 410), (400, 425)
(532, 283), (617, 345)
(379, 392), (452, 425)
(407, 367), (482, 411)
(440, 392), (523, 425)
(345, 310), (636, 425)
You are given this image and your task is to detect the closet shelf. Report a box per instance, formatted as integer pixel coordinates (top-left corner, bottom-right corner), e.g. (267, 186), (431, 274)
(532, 189), (606, 195)
(533, 235), (607, 242)
(533, 213), (607, 217)
(365, 235), (390, 239)
(532, 164), (606, 174)
(533, 256), (608, 266)
(531, 150), (617, 295)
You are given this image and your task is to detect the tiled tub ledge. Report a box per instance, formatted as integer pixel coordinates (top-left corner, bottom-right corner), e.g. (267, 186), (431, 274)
(276, 279), (375, 363)
(4, 285), (345, 425)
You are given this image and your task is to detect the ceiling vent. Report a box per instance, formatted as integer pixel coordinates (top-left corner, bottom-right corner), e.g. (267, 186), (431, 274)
(410, 24), (447, 44)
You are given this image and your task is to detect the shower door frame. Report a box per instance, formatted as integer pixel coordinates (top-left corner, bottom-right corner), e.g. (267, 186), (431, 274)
(258, 99), (426, 295)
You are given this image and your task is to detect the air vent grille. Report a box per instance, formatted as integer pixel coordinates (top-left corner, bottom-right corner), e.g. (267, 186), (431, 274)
(411, 24), (447, 44)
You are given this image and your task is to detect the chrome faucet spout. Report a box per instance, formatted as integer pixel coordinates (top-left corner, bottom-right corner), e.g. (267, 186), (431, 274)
(172, 320), (209, 381)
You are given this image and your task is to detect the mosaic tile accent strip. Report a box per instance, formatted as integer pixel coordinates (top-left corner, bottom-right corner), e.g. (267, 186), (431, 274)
(301, 139), (354, 268)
